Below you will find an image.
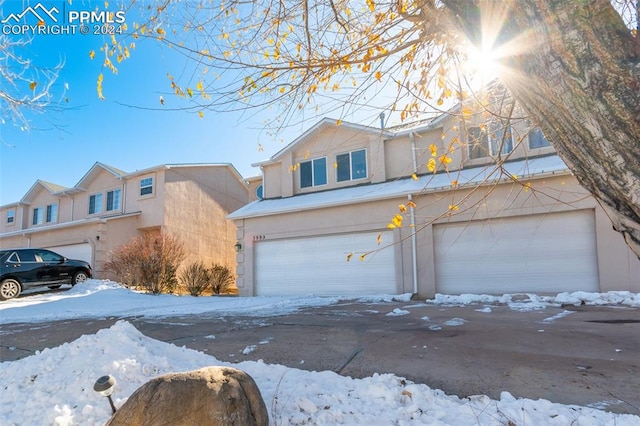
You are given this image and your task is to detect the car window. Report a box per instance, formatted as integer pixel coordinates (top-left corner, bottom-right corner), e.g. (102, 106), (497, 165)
(36, 250), (62, 263)
(6, 252), (20, 263)
(17, 250), (36, 262)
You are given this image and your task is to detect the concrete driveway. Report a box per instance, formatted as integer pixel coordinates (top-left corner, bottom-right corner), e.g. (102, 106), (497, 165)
(1, 299), (639, 415)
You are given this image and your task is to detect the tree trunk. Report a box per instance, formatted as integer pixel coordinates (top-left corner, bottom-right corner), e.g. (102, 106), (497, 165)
(445, 0), (640, 258)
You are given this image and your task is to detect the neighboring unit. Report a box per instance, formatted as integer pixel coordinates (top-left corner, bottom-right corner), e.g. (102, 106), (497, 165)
(1, 163), (250, 280)
(229, 114), (640, 298)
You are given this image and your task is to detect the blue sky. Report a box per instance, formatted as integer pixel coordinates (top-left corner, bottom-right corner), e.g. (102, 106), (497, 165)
(0, 1), (385, 205)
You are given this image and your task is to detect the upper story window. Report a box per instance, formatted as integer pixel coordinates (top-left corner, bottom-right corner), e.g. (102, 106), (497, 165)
(468, 123), (513, 160)
(140, 177), (153, 196)
(6, 209), (15, 224)
(89, 193), (103, 215)
(300, 157), (327, 188)
(528, 127), (551, 149)
(256, 185), (263, 200)
(32, 207), (43, 225)
(336, 149), (367, 182)
(106, 189), (121, 211)
(45, 203), (58, 223)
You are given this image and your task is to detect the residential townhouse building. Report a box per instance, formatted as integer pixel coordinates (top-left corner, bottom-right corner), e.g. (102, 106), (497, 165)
(228, 114), (640, 298)
(1, 162), (250, 280)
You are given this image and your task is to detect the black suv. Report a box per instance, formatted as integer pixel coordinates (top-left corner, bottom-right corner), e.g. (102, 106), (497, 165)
(0, 248), (92, 301)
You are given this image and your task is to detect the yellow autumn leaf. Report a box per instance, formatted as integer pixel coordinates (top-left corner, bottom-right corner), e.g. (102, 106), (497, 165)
(449, 204), (459, 211)
(196, 81), (204, 91)
(376, 233), (382, 245)
(187, 88), (193, 98)
(29, 81), (37, 90)
(359, 253), (367, 261)
(427, 158), (437, 173)
(439, 154), (452, 165)
(451, 180), (459, 187)
(375, 71), (382, 81)
(198, 111), (204, 119)
(387, 223), (397, 229)
(366, 0), (375, 12)
(398, 204), (407, 213)
(392, 214), (403, 227)
(89, 50), (95, 60)
(407, 200), (416, 208)
(346, 252), (354, 262)
(336, 119), (342, 126)
(97, 73), (105, 100)
(524, 182), (532, 192)
(411, 173), (418, 181)
(429, 143), (437, 157)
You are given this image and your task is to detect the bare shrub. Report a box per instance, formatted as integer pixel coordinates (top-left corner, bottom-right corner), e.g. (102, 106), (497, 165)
(105, 232), (186, 294)
(180, 262), (210, 296)
(209, 264), (235, 295)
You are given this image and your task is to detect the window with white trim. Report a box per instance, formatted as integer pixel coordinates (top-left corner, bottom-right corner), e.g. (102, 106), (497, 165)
(106, 189), (121, 211)
(300, 157), (327, 188)
(32, 207), (43, 225)
(528, 127), (551, 149)
(140, 177), (153, 196)
(46, 203), (57, 223)
(89, 193), (103, 215)
(6, 209), (15, 224)
(336, 149), (367, 182)
(467, 123), (513, 159)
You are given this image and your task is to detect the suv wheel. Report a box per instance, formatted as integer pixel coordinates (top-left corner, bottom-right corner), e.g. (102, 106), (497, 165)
(0, 278), (22, 301)
(72, 271), (89, 285)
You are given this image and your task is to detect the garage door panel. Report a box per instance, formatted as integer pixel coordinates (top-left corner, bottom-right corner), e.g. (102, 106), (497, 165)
(434, 211), (599, 294)
(255, 232), (396, 296)
(46, 243), (93, 265)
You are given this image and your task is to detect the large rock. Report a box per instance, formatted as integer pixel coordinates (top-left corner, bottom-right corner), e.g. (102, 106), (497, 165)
(106, 366), (269, 426)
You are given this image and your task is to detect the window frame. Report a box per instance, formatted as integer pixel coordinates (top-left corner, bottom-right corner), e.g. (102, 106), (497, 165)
(140, 177), (154, 197)
(336, 149), (367, 182)
(467, 123), (514, 160)
(45, 203), (58, 223)
(299, 156), (328, 188)
(6, 209), (15, 224)
(106, 188), (122, 212)
(88, 193), (103, 215)
(32, 207), (43, 225)
(528, 126), (551, 149)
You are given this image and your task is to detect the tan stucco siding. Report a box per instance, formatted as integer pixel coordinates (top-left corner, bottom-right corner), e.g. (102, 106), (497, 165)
(163, 167), (249, 271)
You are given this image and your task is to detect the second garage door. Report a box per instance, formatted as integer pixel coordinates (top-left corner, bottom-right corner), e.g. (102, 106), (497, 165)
(434, 210), (599, 294)
(254, 231), (397, 296)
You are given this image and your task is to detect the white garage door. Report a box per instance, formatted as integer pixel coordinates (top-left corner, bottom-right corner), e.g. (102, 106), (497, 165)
(434, 210), (599, 294)
(255, 232), (397, 296)
(46, 243), (93, 265)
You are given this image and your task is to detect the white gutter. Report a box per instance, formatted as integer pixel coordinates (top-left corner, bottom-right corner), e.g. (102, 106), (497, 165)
(409, 132), (418, 296)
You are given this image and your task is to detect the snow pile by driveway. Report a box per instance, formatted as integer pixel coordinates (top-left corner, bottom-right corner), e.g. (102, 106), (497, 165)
(2, 321), (639, 426)
(1, 280), (639, 425)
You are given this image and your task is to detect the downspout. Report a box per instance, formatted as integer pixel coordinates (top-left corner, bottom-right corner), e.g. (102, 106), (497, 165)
(409, 132), (418, 296)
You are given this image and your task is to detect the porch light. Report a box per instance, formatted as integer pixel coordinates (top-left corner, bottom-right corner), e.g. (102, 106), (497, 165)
(234, 242), (243, 253)
(94, 375), (117, 414)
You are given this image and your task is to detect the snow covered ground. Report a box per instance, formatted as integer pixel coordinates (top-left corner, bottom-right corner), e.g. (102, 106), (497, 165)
(1, 280), (639, 425)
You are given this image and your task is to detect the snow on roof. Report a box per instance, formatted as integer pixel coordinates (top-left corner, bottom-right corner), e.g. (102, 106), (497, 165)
(228, 155), (569, 219)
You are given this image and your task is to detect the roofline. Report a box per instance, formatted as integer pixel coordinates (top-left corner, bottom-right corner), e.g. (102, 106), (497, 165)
(255, 118), (393, 167)
(0, 211), (142, 239)
(124, 162), (246, 180)
(228, 158), (571, 220)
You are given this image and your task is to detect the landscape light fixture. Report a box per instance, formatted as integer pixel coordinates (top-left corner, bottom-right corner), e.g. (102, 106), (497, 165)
(94, 375), (117, 414)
